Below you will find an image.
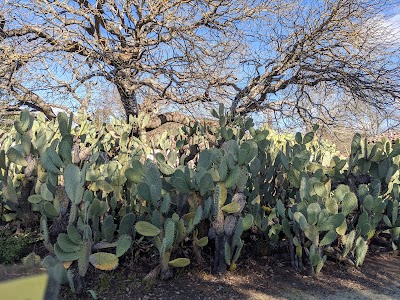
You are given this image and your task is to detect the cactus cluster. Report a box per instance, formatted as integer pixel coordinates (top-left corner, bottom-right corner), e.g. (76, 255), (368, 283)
(1, 105), (399, 295)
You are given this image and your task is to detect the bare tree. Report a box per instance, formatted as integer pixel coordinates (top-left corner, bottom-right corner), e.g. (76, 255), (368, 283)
(229, 0), (400, 122)
(0, 0), (399, 130)
(0, 0), (261, 121)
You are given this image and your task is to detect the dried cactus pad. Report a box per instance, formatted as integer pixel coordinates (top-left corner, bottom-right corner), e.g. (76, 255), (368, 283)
(89, 252), (118, 271)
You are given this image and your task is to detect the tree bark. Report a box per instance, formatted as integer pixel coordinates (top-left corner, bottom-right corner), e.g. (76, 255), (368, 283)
(119, 89), (139, 119)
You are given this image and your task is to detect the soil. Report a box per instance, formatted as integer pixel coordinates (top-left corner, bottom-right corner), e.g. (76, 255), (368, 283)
(1, 247), (399, 300)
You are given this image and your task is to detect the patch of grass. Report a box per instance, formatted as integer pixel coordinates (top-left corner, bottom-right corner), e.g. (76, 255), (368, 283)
(91, 269), (138, 298)
(0, 235), (29, 264)
(95, 272), (113, 296)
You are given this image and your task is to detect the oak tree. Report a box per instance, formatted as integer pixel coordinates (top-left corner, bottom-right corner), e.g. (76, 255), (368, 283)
(1, 0), (399, 130)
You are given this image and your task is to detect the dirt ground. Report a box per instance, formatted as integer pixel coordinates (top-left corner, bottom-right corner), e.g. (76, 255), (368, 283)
(1, 248), (399, 300)
(63, 248), (400, 300)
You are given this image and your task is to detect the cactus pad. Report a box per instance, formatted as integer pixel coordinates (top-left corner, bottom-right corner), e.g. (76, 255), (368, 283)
(135, 221), (161, 237)
(168, 258), (190, 268)
(89, 252), (119, 271)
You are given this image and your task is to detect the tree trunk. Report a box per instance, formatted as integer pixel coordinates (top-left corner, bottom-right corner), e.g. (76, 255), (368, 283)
(119, 90), (139, 120)
(213, 234), (227, 274)
(115, 68), (139, 119)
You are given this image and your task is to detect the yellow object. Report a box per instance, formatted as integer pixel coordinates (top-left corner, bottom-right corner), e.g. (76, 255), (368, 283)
(262, 206), (271, 214)
(229, 262), (237, 271)
(0, 273), (48, 300)
(89, 252), (119, 271)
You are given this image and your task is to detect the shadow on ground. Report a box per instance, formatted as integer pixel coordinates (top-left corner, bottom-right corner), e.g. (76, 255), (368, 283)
(1, 251), (399, 300)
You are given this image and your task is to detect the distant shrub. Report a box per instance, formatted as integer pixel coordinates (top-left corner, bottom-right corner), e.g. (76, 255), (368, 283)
(0, 235), (29, 264)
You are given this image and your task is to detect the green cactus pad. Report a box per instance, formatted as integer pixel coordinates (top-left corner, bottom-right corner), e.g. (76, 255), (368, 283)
(343, 230), (356, 257)
(119, 213), (136, 236)
(144, 162), (162, 203)
(28, 195), (44, 204)
(319, 213), (345, 232)
(57, 233), (82, 252)
(313, 182), (328, 198)
(176, 219), (186, 242)
(78, 240), (91, 276)
(320, 230), (337, 246)
(279, 151), (289, 170)
(160, 194), (172, 214)
(170, 176), (191, 193)
(358, 221), (372, 236)
(276, 200), (285, 218)
(236, 167), (249, 192)
(16, 109), (32, 133)
(307, 203), (321, 225)
(214, 182), (227, 212)
(40, 183), (54, 201)
(218, 158), (228, 181)
(125, 166), (144, 183)
(54, 244), (80, 262)
(116, 235), (132, 257)
(102, 215), (117, 243)
(67, 224), (82, 244)
(135, 221), (161, 237)
(193, 206), (203, 226)
(203, 197), (213, 219)
(250, 158), (261, 175)
(47, 147), (64, 169)
(355, 237), (368, 267)
(325, 197), (338, 214)
(282, 219), (291, 238)
(225, 167), (239, 189)
(305, 225), (319, 245)
(43, 202), (59, 218)
(197, 150), (212, 170)
(172, 213), (180, 223)
(195, 237), (209, 247)
(336, 220), (347, 236)
(233, 217), (244, 246)
(40, 216), (49, 243)
(342, 192), (358, 216)
(59, 135), (73, 163)
(20, 133), (31, 156)
(333, 185), (351, 202)
(64, 164), (84, 204)
(7, 147), (27, 166)
(88, 199), (101, 218)
(392, 200), (399, 224)
(224, 242), (232, 266)
(200, 173), (214, 196)
(0, 150), (6, 169)
(221, 202), (241, 214)
(164, 218), (175, 250)
(310, 252), (321, 267)
(168, 258), (190, 268)
(96, 180), (114, 193)
(294, 212), (308, 231)
(295, 132), (302, 144)
(238, 211), (251, 228)
(57, 112), (70, 137)
(232, 240), (244, 264)
(303, 132), (314, 144)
